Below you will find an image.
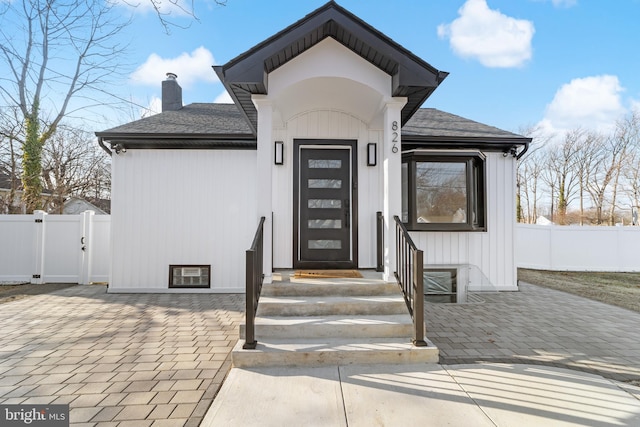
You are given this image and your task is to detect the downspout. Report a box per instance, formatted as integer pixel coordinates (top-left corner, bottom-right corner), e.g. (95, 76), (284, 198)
(515, 140), (530, 160)
(97, 137), (112, 156)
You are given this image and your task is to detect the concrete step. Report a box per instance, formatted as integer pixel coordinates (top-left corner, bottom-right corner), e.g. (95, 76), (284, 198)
(256, 295), (408, 317)
(239, 314), (414, 339)
(231, 337), (439, 368)
(262, 280), (399, 297)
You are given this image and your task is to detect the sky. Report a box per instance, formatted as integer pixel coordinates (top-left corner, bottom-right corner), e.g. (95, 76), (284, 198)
(5, 0), (640, 137)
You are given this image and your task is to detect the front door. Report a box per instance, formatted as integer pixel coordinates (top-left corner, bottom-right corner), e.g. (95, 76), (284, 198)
(294, 141), (357, 269)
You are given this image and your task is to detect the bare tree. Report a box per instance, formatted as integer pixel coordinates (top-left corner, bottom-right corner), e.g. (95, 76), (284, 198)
(573, 131), (604, 225)
(607, 111), (639, 224)
(519, 148), (547, 223)
(537, 131), (581, 225)
(0, 0), (128, 212)
(124, 0), (228, 34)
(0, 107), (24, 213)
(41, 125), (110, 213)
(516, 124), (552, 223)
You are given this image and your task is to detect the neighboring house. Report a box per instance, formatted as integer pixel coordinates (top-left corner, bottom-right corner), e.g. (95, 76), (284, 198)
(63, 197), (110, 215)
(0, 170), (19, 214)
(536, 215), (554, 226)
(96, 1), (530, 293)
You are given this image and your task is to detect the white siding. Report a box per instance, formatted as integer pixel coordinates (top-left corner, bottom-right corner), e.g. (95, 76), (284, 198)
(271, 110), (383, 269)
(410, 153), (517, 290)
(110, 149), (257, 292)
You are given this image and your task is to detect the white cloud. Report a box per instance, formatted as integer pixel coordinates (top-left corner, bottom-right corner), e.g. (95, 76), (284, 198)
(111, 0), (192, 17)
(539, 75), (626, 134)
(437, 0), (535, 68)
(550, 0), (577, 8)
(213, 90), (233, 104)
(530, 0), (577, 8)
(130, 47), (217, 88)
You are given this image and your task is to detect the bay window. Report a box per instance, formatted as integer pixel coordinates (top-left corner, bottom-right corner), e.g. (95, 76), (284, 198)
(402, 150), (486, 231)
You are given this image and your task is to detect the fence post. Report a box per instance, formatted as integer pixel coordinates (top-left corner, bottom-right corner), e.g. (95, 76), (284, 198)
(32, 210), (47, 284)
(79, 211), (95, 285)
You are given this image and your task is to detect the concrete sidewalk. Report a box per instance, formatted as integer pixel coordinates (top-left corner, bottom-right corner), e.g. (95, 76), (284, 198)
(202, 363), (640, 427)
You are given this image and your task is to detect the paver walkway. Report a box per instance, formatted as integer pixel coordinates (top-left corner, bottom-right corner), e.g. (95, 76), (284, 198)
(2, 279), (640, 425)
(0, 285), (244, 427)
(426, 282), (640, 382)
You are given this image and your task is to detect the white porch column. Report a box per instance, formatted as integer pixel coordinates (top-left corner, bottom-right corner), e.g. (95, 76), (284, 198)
(252, 95), (274, 283)
(382, 98), (407, 281)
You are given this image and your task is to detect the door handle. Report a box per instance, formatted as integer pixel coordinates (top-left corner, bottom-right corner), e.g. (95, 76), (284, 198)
(344, 199), (350, 228)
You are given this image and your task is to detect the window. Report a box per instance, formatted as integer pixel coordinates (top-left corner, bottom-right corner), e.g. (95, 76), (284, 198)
(402, 151), (486, 231)
(169, 265), (211, 288)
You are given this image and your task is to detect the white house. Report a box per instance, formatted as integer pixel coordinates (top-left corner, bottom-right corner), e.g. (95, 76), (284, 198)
(96, 1), (530, 293)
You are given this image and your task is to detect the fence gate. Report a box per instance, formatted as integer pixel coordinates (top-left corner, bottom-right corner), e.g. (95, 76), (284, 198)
(0, 210), (110, 284)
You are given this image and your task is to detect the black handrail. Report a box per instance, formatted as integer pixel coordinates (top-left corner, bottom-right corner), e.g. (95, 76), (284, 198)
(244, 216), (265, 349)
(376, 211), (384, 272)
(393, 216), (427, 347)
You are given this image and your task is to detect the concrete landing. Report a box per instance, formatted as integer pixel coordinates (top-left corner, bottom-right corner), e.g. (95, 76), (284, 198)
(231, 337), (439, 368)
(202, 363), (640, 427)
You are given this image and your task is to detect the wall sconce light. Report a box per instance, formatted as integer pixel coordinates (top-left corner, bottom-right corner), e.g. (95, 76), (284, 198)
(367, 143), (377, 166)
(274, 141), (284, 165)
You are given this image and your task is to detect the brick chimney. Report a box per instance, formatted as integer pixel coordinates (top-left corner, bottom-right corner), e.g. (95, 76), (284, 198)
(162, 72), (182, 112)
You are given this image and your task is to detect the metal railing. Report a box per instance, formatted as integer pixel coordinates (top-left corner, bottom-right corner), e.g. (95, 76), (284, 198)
(376, 211), (384, 272)
(394, 215), (427, 347)
(243, 216), (265, 350)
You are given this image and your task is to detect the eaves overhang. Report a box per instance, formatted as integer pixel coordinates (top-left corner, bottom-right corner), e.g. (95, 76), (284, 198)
(95, 132), (257, 151)
(401, 135), (532, 159)
(214, 1), (448, 135)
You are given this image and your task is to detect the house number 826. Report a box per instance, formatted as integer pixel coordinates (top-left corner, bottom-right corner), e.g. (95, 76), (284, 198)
(391, 121), (399, 153)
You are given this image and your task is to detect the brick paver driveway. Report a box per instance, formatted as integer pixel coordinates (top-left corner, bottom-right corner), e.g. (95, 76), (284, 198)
(3, 279), (640, 426)
(426, 282), (640, 383)
(0, 285), (243, 427)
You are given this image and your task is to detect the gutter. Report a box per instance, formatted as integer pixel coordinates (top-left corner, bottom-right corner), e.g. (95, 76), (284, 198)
(97, 137), (112, 156)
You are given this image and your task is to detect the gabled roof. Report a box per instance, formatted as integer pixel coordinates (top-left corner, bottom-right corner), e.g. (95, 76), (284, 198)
(96, 103), (529, 155)
(214, 1), (448, 134)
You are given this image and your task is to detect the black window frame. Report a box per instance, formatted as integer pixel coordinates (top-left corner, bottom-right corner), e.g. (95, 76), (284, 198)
(169, 265), (211, 289)
(402, 150), (486, 232)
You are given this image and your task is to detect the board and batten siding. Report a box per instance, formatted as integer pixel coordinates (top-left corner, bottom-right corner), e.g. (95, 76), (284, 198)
(110, 149), (257, 292)
(410, 152), (517, 290)
(271, 109), (383, 269)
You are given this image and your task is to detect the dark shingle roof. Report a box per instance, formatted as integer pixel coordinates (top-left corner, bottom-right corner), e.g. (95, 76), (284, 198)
(96, 103), (529, 153)
(404, 109), (524, 140)
(96, 103), (256, 149)
(98, 103), (252, 136)
(402, 109), (530, 154)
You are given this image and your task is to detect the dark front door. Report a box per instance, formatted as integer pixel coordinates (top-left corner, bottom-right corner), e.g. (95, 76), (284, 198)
(294, 142), (357, 269)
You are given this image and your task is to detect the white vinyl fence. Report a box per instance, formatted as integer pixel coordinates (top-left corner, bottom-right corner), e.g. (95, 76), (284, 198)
(516, 224), (640, 272)
(0, 211), (110, 284)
